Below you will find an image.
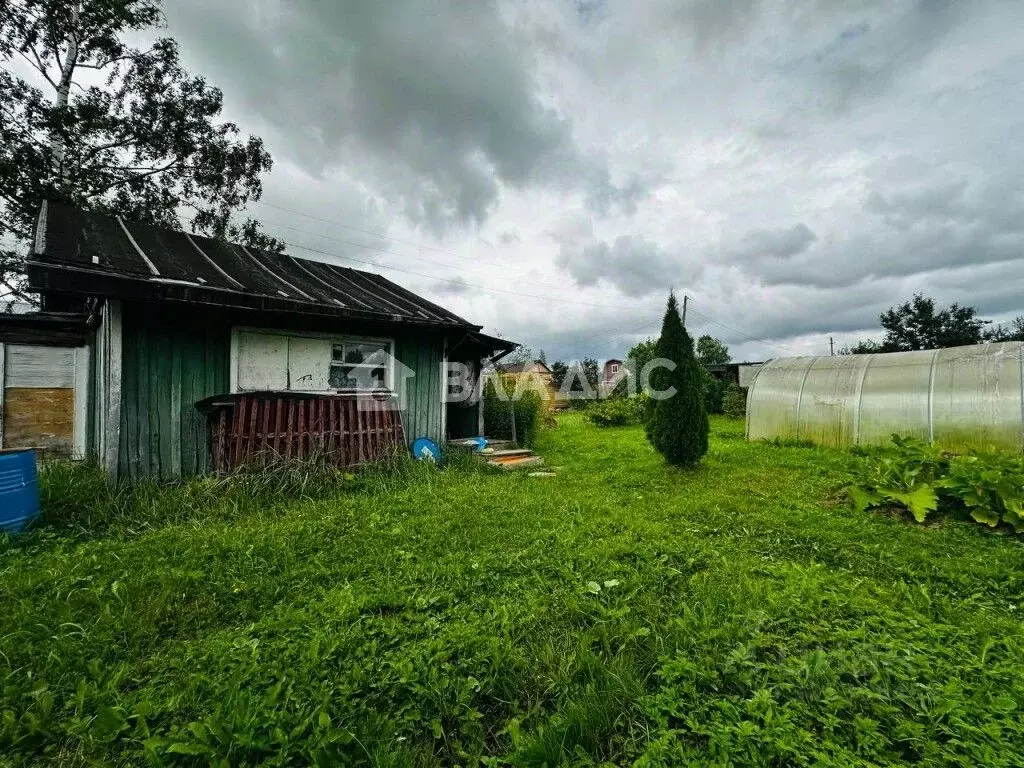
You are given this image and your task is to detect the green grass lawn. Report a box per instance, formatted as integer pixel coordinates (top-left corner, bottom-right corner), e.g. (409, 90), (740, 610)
(3, 415), (1024, 766)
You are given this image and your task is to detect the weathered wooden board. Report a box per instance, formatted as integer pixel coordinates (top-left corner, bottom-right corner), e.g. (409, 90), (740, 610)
(208, 393), (405, 472)
(118, 314), (230, 481)
(394, 334), (444, 442)
(2, 387), (75, 456)
(5, 345), (76, 388)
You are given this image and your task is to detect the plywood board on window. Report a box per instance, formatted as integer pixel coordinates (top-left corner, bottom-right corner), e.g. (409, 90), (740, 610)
(237, 332), (288, 390)
(2, 387), (75, 456)
(287, 337), (331, 390)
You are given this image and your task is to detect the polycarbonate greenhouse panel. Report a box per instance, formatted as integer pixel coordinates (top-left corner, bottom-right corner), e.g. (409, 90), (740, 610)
(856, 349), (934, 446)
(931, 343), (1023, 452)
(746, 342), (1024, 452)
(795, 355), (868, 448)
(744, 356), (814, 443)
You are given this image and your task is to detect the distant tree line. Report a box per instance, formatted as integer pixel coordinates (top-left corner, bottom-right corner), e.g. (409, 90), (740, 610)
(842, 294), (1024, 354)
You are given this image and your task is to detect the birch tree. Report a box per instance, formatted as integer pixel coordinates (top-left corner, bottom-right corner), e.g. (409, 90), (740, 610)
(0, 0), (282, 305)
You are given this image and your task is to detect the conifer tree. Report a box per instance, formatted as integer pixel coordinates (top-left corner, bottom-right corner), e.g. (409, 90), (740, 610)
(645, 293), (709, 466)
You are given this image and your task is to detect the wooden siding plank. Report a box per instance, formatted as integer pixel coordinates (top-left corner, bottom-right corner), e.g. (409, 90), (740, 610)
(154, 331), (173, 481)
(137, 325), (152, 480)
(180, 337), (197, 477)
(5, 345), (76, 388)
(73, 347), (89, 458)
(169, 331), (183, 478)
(103, 300), (123, 478)
(121, 327), (140, 479)
(202, 326), (222, 473)
(117, 311), (231, 480)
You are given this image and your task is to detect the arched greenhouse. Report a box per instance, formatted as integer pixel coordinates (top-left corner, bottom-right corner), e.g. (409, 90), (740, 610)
(745, 342), (1024, 452)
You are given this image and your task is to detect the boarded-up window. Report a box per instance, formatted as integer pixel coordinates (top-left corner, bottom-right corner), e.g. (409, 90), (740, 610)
(1, 344), (88, 458)
(233, 331), (393, 393)
(236, 333), (288, 390)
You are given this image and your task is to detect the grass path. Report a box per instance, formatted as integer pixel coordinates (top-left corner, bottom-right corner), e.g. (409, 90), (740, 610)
(2, 416), (1023, 765)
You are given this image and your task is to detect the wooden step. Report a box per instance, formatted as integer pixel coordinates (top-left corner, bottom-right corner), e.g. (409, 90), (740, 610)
(447, 438), (514, 451)
(482, 448), (533, 458)
(488, 455), (545, 469)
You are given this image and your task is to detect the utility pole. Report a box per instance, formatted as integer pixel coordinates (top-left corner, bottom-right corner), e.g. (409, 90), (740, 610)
(830, 337), (835, 356)
(682, 295), (688, 327)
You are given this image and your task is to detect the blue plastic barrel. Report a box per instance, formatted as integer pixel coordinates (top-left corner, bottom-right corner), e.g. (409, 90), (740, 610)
(0, 449), (40, 534)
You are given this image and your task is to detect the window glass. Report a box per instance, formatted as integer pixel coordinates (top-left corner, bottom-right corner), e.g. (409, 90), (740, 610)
(328, 340), (391, 390)
(344, 342), (389, 364)
(328, 363), (388, 390)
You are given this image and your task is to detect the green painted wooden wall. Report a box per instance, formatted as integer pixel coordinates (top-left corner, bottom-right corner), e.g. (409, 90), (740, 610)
(117, 308), (447, 479)
(118, 309), (230, 481)
(395, 334), (445, 444)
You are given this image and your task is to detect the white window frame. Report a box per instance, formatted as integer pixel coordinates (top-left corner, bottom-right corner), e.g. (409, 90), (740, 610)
(230, 327), (396, 394)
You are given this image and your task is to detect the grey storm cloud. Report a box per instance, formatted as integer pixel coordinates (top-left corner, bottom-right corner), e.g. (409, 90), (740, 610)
(556, 234), (687, 298)
(730, 223), (818, 261)
(733, 166), (1024, 289)
(156, 0), (1024, 362)
(164, 0), (643, 233)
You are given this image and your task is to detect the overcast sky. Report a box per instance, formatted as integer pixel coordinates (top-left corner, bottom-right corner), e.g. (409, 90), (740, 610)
(160, 0), (1023, 362)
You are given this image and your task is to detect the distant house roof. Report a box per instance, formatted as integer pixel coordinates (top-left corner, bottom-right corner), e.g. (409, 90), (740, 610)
(27, 201), (477, 330)
(496, 360), (551, 374)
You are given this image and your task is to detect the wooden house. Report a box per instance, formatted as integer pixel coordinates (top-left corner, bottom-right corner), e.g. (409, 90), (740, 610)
(491, 360), (567, 411)
(600, 358), (626, 394)
(0, 201), (515, 479)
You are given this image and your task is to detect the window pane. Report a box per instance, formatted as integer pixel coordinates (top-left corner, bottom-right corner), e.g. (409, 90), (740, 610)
(331, 344), (345, 362)
(329, 365), (358, 389)
(344, 342), (388, 364)
(329, 364), (389, 390)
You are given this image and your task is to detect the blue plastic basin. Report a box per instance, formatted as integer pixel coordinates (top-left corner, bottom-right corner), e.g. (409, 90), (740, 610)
(0, 449), (40, 534)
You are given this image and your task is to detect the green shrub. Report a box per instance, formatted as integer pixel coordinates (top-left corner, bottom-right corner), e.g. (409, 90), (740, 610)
(701, 369), (725, 414)
(646, 293), (709, 467)
(483, 378), (543, 446)
(849, 435), (1024, 531)
(587, 396), (647, 427)
(722, 383), (747, 419)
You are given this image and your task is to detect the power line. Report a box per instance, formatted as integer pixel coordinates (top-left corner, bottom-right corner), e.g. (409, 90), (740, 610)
(254, 200), (487, 263)
(258, 202), (794, 356)
(287, 239), (792, 356)
(258, 215), (585, 296)
(285, 240), (642, 312)
(685, 300), (795, 356)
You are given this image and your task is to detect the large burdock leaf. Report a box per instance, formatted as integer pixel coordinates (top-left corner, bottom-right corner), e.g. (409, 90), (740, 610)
(969, 504), (1001, 528)
(1001, 502), (1024, 533)
(890, 485), (939, 523)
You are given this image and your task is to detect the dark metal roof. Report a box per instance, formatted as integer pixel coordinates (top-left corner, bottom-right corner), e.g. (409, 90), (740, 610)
(26, 200), (478, 330)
